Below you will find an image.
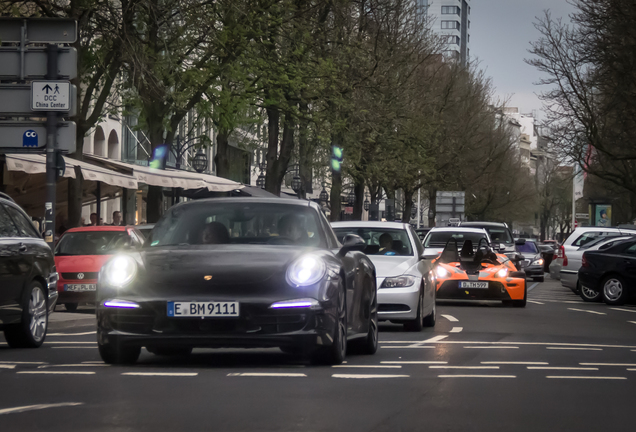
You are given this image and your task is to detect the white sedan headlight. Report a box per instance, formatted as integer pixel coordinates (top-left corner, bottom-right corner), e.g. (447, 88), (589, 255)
(381, 276), (416, 288)
(286, 255), (326, 287)
(102, 255), (137, 288)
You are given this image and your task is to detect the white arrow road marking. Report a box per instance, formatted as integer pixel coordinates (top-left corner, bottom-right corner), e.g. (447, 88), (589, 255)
(568, 308), (606, 315)
(332, 374), (410, 379)
(227, 373), (305, 377)
(450, 327), (463, 333)
(0, 402), (83, 416)
(441, 314), (458, 322)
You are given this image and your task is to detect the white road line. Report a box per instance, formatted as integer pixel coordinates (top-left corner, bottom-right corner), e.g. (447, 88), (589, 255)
(546, 376), (627, 380)
(527, 367), (599, 371)
(528, 300), (545, 305)
(0, 361), (47, 365)
(547, 347), (602, 351)
(0, 365), (16, 369)
(123, 372), (198, 377)
(438, 375), (516, 379)
(580, 363), (636, 367)
(627, 369), (636, 371)
(381, 346), (435, 349)
(332, 374), (410, 379)
(610, 308), (636, 313)
(17, 371), (96, 375)
(381, 361), (447, 364)
(464, 346), (519, 349)
(227, 373), (306, 377)
(420, 335), (449, 343)
(430, 366), (500, 370)
(450, 327), (463, 333)
(629, 321), (636, 325)
(82, 361), (105, 364)
(51, 347), (97, 349)
(568, 308), (607, 315)
(43, 341), (97, 344)
(381, 340), (636, 349)
(528, 282), (539, 292)
(0, 402), (83, 416)
(47, 331), (97, 336)
(441, 314), (458, 322)
(38, 364), (110, 368)
(332, 365), (402, 369)
(481, 362), (549, 365)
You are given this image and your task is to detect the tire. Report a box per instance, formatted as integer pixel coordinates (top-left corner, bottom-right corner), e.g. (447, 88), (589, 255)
(403, 290), (424, 332)
(580, 284), (602, 302)
(65, 303), (78, 312)
(355, 284), (378, 355)
(602, 275), (629, 306)
(422, 297), (436, 327)
(98, 342), (141, 365)
(3, 281), (48, 348)
(147, 346), (192, 356)
(533, 277), (545, 283)
(312, 279), (347, 365)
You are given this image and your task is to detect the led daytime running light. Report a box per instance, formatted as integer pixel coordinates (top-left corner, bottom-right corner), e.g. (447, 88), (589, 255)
(103, 300), (140, 309)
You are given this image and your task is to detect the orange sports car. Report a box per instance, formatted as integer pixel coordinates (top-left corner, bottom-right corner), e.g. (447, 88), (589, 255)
(432, 238), (527, 307)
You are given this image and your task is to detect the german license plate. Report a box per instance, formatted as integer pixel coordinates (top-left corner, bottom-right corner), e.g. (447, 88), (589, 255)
(64, 284), (96, 292)
(167, 301), (239, 317)
(459, 281), (488, 289)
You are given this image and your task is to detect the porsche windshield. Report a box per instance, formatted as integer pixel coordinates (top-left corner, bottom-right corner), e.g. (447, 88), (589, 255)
(333, 228), (413, 256)
(148, 202), (325, 247)
(424, 231), (487, 248)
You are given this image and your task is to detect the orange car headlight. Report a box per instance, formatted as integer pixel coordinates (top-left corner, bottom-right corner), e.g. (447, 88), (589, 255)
(436, 266), (450, 278)
(496, 268), (508, 278)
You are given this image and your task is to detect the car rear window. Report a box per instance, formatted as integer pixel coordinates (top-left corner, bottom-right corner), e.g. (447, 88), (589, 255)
(573, 231), (617, 247)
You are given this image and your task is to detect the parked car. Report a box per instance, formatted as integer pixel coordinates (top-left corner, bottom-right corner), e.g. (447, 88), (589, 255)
(96, 198), (378, 365)
(515, 239), (545, 282)
(579, 238), (636, 305)
(561, 236), (634, 300)
(551, 227), (636, 286)
(55, 225), (145, 311)
(0, 192), (58, 348)
(332, 221), (436, 331)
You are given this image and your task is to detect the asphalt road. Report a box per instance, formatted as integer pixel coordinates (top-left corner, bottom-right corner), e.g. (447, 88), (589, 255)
(1, 277), (635, 432)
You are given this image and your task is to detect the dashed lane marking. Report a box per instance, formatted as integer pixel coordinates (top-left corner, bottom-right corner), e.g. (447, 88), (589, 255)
(0, 365), (16, 369)
(429, 366), (500, 370)
(38, 364), (110, 368)
(123, 372), (198, 377)
(47, 331), (97, 336)
(441, 314), (459, 322)
(227, 373), (306, 377)
(528, 282), (539, 292)
(51, 347), (97, 349)
(381, 346), (435, 349)
(527, 367), (599, 371)
(610, 308), (636, 313)
(332, 374), (410, 379)
(0, 361), (47, 365)
(81, 361), (105, 364)
(547, 347), (602, 351)
(382, 361), (448, 364)
(568, 308), (607, 315)
(481, 362), (548, 365)
(379, 340), (636, 349)
(0, 402), (83, 416)
(464, 346), (519, 349)
(528, 300), (545, 305)
(17, 371), (96, 375)
(580, 363), (636, 367)
(450, 327), (463, 333)
(438, 375), (516, 379)
(44, 341), (97, 344)
(332, 365), (401, 369)
(546, 376), (627, 380)
(629, 321), (636, 325)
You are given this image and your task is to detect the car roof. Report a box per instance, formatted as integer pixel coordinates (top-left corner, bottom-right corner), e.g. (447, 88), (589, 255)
(460, 221), (508, 228)
(65, 226), (130, 233)
(173, 197), (315, 209)
(331, 221), (410, 229)
(428, 227), (488, 234)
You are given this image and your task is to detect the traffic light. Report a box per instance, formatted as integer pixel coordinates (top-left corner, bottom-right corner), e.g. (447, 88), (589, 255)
(331, 145), (343, 174)
(149, 144), (169, 170)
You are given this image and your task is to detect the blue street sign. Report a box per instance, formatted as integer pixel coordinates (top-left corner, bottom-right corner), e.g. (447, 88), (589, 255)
(22, 130), (38, 147)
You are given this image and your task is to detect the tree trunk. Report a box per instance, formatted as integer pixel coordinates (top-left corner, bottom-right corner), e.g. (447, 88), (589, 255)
(214, 131), (231, 179)
(330, 173), (342, 222)
(146, 118), (166, 223)
(352, 180), (365, 220)
(402, 188), (414, 223)
(265, 108), (295, 196)
(264, 106), (280, 195)
(428, 187), (437, 227)
(298, 102), (311, 200)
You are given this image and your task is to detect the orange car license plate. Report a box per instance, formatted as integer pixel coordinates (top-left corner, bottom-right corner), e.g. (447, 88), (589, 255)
(459, 282), (488, 289)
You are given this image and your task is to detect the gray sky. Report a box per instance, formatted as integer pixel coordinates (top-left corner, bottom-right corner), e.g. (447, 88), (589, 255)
(470, 0), (576, 115)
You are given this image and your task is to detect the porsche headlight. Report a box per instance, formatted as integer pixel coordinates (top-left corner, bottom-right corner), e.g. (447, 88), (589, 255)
(102, 255), (137, 288)
(436, 266), (450, 278)
(532, 258), (544, 266)
(496, 268), (508, 278)
(381, 276), (416, 288)
(287, 255), (326, 287)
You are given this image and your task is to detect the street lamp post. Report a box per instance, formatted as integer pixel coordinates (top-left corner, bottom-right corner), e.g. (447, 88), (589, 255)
(191, 148), (208, 173)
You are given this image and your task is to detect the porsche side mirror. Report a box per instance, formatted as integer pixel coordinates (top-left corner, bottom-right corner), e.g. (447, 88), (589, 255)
(338, 234), (366, 256)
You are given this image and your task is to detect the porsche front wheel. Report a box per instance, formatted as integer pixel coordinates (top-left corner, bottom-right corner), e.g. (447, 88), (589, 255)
(312, 279), (347, 365)
(357, 285), (378, 355)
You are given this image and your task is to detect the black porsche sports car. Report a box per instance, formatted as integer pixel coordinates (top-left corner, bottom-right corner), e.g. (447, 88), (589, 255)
(96, 198), (378, 365)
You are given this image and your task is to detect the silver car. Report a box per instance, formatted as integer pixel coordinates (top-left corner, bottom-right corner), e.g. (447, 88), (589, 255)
(331, 222), (436, 331)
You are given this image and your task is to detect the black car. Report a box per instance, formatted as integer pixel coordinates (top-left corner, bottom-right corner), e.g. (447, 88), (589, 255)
(96, 198), (378, 365)
(579, 238), (636, 305)
(515, 239), (545, 282)
(0, 193), (58, 348)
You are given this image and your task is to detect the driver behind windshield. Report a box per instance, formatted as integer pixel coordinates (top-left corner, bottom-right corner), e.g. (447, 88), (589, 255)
(278, 214), (307, 244)
(379, 233), (397, 256)
(201, 222), (230, 245)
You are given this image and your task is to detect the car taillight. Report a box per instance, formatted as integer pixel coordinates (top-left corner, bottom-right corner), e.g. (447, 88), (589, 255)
(557, 245), (564, 259)
(581, 253), (588, 268)
(562, 247), (568, 267)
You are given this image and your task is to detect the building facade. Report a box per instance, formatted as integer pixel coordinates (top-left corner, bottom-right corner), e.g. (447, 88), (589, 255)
(419, 0), (471, 67)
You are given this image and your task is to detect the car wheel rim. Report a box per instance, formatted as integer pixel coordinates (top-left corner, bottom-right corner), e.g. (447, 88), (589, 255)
(603, 279), (623, 301)
(582, 286), (598, 299)
(29, 287), (47, 342)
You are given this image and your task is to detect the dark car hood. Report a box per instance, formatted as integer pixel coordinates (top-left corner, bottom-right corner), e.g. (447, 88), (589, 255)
(137, 245), (311, 296)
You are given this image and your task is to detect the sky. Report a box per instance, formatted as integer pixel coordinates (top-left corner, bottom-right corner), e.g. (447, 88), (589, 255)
(469, 0), (576, 116)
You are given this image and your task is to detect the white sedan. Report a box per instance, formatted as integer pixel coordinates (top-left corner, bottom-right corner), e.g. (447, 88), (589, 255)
(331, 221), (436, 331)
